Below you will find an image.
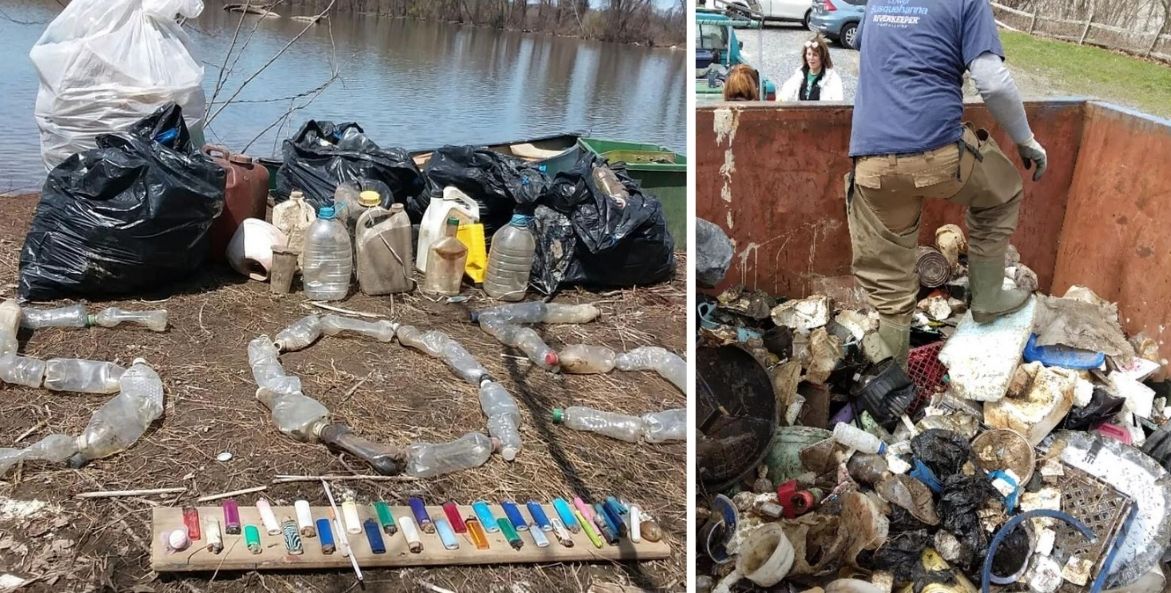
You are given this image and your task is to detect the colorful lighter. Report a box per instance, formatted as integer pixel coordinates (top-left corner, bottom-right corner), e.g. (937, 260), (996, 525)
(374, 501), (397, 535)
(575, 509), (603, 548)
(223, 499), (241, 535)
(466, 517), (490, 550)
(317, 519), (336, 555)
(341, 494), (362, 534)
(629, 505), (642, 543)
(551, 518), (574, 547)
(363, 518), (386, 554)
(399, 516), (423, 553)
(573, 497), (595, 523)
(294, 501), (316, 538)
(601, 501), (627, 537)
(552, 498), (580, 533)
(244, 524), (261, 554)
(472, 501), (500, 533)
(256, 499), (280, 535)
(182, 507), (201, 540)
(408, 497), (434, 533)
(526, 500), (552, 531)
(593, 504), (619, 544)
(529, 524), (550, 548)
(206, 519), (223, 554)
(605, 496), (629, 515)
(501, 500), (529, 531)
(442, 502), (467, 533)
(282, 518), (303, 555)
(497, 517), (523, 550)
(435, 518), (459, 550)
(333, 517), (351, 558)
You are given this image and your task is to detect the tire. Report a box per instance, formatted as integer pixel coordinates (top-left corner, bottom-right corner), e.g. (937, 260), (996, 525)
(803, 9), (811, 30)
(841, 21), (859, 49)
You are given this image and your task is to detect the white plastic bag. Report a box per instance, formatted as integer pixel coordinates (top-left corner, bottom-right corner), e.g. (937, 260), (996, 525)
(30, 0), (207, 170)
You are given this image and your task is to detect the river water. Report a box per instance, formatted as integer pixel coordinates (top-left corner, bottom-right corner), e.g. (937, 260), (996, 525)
(0, 1), (686, 202)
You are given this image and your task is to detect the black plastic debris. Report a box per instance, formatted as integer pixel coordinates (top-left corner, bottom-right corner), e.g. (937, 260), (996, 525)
(870, 529), (953, 591)
(697, 217), (733, 288)
(853, 359), (916, 427)
(1064, 387), (1127, 431)
(911, 429), (971, 478)
(412, 145), (546, 238)
(938, 473), (1001, 576)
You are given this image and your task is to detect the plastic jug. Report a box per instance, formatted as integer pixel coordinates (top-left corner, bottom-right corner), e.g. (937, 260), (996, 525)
(203, 146), (269, 261)
(272, 190), (316, 266)
(416, 186), (479, 272)
(356, 203), (414, 295)
(485, 213), (536, 301)
(456, 223), (488, 284)
(333, 184), (365, 235)
(422, 217), (467, 296)
(302, 206), (353, 301)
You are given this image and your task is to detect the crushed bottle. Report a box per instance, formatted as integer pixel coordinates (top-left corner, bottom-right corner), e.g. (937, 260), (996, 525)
(641, 408), (687, 443)
(274, 315), (323, 352)
(320, 315), (397, 342)
(21, 304), (88, 329)
(248, 335), (303, 399)
(552, 406), (644, 443)
(91, 308), (168, 332)
(479, 318), (559, 370)
(0, 354), (46, 388)
(396, 325), (487, 385)
(479, 380), (522, 461)
(43, 358), (126, 394)
(0, 433), (78, 476)
(404, 432), (495, 478)
(70, 359), (164, 467)
(615, 347), (686, 393)
(558, 345), (616, 374)
(0, 300), (20, 357)
(249, 336), (328, 442)
(474, 302), (600, 325)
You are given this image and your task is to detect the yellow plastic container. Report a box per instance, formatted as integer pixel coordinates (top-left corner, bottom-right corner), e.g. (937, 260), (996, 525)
(456, 223), (487, 284)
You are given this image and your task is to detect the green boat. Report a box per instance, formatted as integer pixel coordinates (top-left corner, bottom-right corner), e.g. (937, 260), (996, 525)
(578, 137), (687, 249)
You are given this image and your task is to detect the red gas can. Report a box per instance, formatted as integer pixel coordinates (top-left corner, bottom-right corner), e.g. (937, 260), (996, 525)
(203, 145), (270, 261)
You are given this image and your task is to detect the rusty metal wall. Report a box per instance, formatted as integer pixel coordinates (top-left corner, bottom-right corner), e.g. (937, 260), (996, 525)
(1052, 103), (1171, 362)
(696, 101), (1086, 298)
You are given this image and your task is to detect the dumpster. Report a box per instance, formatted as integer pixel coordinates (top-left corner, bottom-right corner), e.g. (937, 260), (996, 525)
(579, 137), (687, 248)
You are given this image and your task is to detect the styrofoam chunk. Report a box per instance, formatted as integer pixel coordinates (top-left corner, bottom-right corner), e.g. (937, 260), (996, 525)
(939, 299), (1036, 402)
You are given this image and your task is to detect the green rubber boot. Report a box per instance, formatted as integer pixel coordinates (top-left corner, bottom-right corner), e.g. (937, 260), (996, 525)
(969, 255), (1031, 323)
(877, 315), (910, 368)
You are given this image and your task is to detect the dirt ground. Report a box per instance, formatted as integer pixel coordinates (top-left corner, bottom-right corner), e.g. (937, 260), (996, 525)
(0, 194), (688, 593)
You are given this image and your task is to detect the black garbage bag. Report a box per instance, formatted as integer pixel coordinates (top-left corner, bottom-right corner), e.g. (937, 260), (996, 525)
(410, 145), (546, 238)
(1064, 387), (1127, 430)
(869, 530), (953, 590)
(274, 120), (425, 208)
(938, 473), (1001, 577)
(696, 218), (733, 288)
(531, 153), (675, 294)
(911, 429), (971, 478)
(19, 104), (225, 301)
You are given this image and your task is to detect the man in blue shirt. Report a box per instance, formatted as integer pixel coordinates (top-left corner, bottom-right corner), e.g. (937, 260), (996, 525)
(847, 0), (1048, 366)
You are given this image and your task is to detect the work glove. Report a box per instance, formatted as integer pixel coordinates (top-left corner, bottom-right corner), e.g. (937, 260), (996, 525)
(1017, 136), (1048, 181)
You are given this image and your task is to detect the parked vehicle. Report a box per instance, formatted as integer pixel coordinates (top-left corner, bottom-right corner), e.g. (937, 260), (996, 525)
(809, 0), (867, 50)
(725, 0), (813, 28)
(696, 9), (778, 102)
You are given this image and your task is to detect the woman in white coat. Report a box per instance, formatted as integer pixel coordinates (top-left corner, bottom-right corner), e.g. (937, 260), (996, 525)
(778, 36), (844, 102)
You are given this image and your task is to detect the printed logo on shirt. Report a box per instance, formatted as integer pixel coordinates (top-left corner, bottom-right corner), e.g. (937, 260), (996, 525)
(871, 0), (927, 27)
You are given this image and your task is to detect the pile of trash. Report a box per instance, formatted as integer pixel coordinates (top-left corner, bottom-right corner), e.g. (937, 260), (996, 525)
(696, 223), (1171, 593)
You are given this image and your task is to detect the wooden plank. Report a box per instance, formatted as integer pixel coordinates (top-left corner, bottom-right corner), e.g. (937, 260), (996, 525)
(990, 2), (1031, 17)
(151, 504), (670, 572)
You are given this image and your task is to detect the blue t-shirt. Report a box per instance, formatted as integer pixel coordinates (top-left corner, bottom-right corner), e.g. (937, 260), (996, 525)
(849, 0), (1004, 157)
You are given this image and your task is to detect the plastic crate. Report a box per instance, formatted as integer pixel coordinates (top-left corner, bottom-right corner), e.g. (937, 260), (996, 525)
(907, 341), (946, 414)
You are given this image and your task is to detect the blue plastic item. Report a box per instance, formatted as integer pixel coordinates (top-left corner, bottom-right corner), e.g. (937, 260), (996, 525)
(988, 469), (1021, 511)
(472, 501), (500, 533)
(526, 500), (552, 531)
(552, 498), (579, 532)
(362, 518), (386, 554)
(501, 500), (529, 531)
(910, 459), (942, 493)
(435, 518), (460, 550)
(1023, 334), (1106, 370)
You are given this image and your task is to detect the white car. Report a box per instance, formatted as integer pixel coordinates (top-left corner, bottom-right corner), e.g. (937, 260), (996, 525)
(725, 0), (813, 28)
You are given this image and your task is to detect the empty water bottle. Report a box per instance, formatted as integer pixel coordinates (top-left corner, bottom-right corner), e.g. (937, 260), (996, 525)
(832, 422), (887, 455)
(320, 315), (396, 342)
(552, 406), (644, 443)
(274, 315), (323, 352)
(479, 380), (522, 461)
(91, 308), (168, 332)
(248, 335), (303, 399)
(642, 408), (687, 443)
(71, 359), (164, 467)
(405, 432), (495, 478)
(485, 214), (536, 301)
(22, 304), (88, 329)
(302, 206), (353, 301)
(0, 433), (78, 476)
(396, 326), (487, 385)
(0, 300), (19, 357)
(474, 302), (600, 325)
(0, 354), (46, 388)
(43, 358), (126, 394)
(558, 345), (616, 374)
(479, 318), (559, 370)
(616, 347), (686, 393)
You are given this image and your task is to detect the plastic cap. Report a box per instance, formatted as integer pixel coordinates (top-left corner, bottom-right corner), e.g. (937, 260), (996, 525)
(319, 206), (336, 219)
(544, 352), (560, 367)
(359, 191), (381, 207)
(510, 213), (533, 227)
(389, 203), (405, 214)
(446, 216), (461, 226)
(551, 408), (565, 424)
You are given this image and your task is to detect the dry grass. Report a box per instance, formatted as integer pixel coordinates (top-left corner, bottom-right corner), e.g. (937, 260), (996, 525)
(0, 194), (687, 593)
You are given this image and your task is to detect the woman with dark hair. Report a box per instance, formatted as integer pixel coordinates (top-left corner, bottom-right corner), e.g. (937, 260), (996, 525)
(723, 64), (761, 101)
(778, 35), (844, 101)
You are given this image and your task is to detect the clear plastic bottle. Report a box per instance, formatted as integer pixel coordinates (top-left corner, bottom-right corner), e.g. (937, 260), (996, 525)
(485, 214), (536, 301)
(0, 354), (46, 388)
(43, 358), (126, 394)
(641, 408), (687, 443)
(832, 423), (887, 455)
(552, 406), (644, 443)
(475, 302), (600, 325)
(91, 308), (168, 332)
(320, 315), (396, 342)
(479, 318), (559, 369)
(248, 335), (303, 399)
(272, 190), (316, 265)
(615, 347), (686, 393)
(302, 206), (353, 302)
(71, 359), (164, 466)
(558, 345), (616, 374)
(274, 315), (323, 352)
(404, 432), (494, 478)
(356, 202), (413, 295)
(0, 433), (78, 475)
(21, 304), (88, 329)
(479, 380), (522, 461)
(265, 392), (330, 443)
(422, 217), (468, 296)
(396, 325), (487, 385)
(592, 165), (630, 205)
(0, 300), (20, 357)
